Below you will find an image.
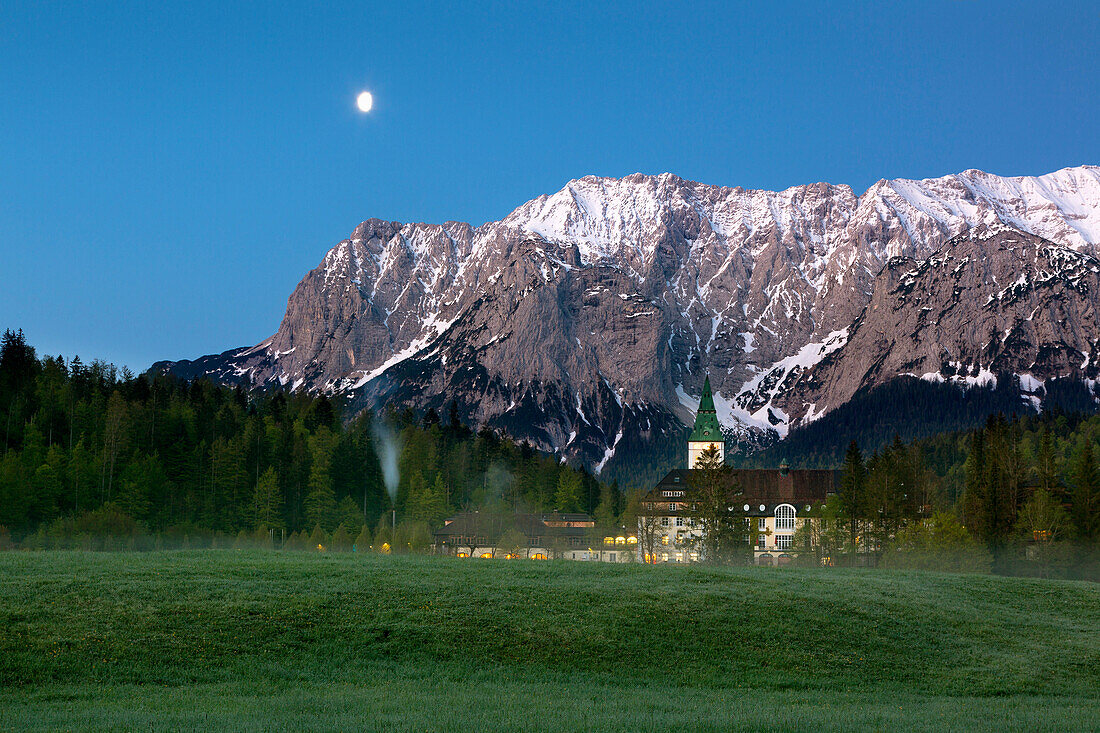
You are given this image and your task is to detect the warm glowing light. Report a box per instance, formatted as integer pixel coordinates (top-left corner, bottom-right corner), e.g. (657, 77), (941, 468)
(356, 91), (373, 112)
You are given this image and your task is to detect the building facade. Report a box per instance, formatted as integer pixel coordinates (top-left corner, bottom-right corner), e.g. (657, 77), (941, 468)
(432, 511), (637, 561)
(640, 376), (840, 564)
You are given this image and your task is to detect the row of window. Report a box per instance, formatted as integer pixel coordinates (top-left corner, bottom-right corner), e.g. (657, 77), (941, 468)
(661, 516), (695, 527)
(647, 503), (799, 530)
(643, 552), (701, 563)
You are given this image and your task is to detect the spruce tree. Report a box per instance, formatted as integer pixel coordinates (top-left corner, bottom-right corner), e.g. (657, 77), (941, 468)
(687, 444), (747, 565)
(1035, 426), (1059, 493)
(593, 483), (618, 529)
(307, 524), (328, 551)
(1071, 436), (1100, 540)
(838, 440), (866, 563)
(354, 524), (372, 552)
(330, 524), (351, 551)
(965, 421), (1018, 572)
(304, 467), (337, 532)
(554, 471), (583, 513)
(405, 471), (447, 526)
(253, 467), (283, 530)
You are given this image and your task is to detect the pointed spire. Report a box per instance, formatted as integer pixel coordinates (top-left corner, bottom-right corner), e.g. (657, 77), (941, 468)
(688, 374), (722, 444)
(698, 375), (716, 414)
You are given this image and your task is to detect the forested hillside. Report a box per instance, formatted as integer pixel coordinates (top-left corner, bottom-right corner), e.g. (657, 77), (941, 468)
(739, 375), (1099, 469)
(776, 408), (1100, 579)
(0, 330), (616, 548)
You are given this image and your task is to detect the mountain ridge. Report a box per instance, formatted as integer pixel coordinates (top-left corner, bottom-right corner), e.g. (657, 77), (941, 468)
(153, 164), (1100, 472)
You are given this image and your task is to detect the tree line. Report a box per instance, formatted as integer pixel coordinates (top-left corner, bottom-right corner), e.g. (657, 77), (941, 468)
(0, 329), (621, 550)
(795, 414), (1100, 579)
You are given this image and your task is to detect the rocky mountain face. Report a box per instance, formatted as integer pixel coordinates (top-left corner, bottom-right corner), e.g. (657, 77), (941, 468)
(155, 165), (1100, 471)
(779, 227), (1100, 423)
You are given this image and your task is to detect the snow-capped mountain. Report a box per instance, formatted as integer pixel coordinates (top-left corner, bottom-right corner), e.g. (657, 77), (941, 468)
(155, 165), (1100, 470)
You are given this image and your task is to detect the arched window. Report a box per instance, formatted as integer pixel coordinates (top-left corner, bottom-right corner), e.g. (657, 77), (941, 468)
(775, 504), (796, 531)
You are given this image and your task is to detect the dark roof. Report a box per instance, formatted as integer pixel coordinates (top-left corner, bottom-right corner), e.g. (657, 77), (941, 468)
(434, 512), (589, 542)
(538, 513), (593, 523)
(649, 468), (840, 513)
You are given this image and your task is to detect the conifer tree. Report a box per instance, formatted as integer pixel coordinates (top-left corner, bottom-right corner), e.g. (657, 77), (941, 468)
(838, 440), (866, 562)
(405, 470), (447, 526)
(354, 524), (371, 552)
(554, 471), (583, 513)
(304, 427), (338, 531)
(687, 444), (748, 564)
(252, 467), (283, 530)
(593, 483), (618, 529)
(964, 421), (1018, 572)
(330, 524), (351, 551)
(336, 495), (363, 534)
(307, 524), (328, 551)
(1034, 426), (1059, 493)
(1071, 436), (1100, 540)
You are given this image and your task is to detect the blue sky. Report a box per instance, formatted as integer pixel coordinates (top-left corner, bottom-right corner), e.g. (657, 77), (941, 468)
(2, 1), (1098, 370)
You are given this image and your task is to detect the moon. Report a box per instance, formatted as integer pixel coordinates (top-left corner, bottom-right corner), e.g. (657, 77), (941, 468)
(356, 91), (373, 113)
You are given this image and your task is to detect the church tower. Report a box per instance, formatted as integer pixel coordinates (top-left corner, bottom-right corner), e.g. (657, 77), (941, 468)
(687, 375), (725, 468)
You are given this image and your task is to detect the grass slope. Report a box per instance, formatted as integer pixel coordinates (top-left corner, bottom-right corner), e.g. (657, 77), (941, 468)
(1, 551), (1098, 731)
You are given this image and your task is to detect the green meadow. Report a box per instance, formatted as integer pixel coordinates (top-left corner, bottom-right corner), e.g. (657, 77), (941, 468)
(1, 551), (1098, 731)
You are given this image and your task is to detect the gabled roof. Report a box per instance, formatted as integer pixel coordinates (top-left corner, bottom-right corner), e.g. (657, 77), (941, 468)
(433, 512), (591, 541)
(649, 468), (840, 513)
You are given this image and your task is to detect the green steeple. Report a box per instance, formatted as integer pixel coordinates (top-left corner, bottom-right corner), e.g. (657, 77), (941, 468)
(688, 376), (723, 442)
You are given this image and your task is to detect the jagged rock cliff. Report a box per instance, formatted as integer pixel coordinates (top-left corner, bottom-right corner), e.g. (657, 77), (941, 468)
(155, 165), (1100, 470)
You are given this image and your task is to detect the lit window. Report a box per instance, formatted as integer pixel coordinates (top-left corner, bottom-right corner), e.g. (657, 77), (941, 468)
(661, 553), (669, 562)
(615, 536), (626, 545)
(775, 504), (796, 531)
(604, 536), (614, 545)
(662, 535), (670, 545)
(777, 535), (792, 550)
(627, 536), (637, 544)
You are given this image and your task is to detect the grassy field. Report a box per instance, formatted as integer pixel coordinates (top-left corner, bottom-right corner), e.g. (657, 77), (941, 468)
(1, 551), (1098, 731)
